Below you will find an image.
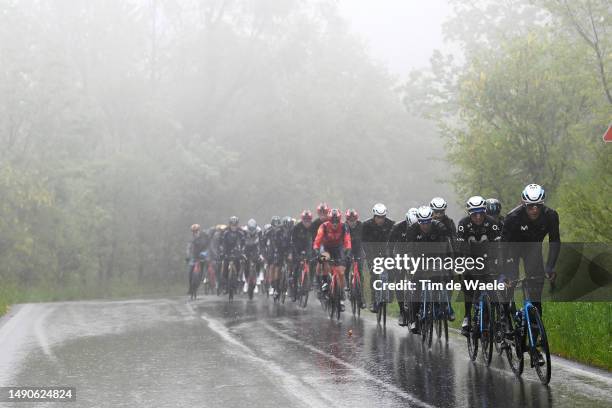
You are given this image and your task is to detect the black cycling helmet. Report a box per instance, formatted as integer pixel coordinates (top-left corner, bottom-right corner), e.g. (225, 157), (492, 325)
(486, 198), (502, 216)
(270, 216), (281, 227)
(282, 216), (293, 228)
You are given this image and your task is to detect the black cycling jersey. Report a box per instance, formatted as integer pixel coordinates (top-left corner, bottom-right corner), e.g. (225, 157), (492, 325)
(437, 214), (457, 239)
(189, 232), (210, 259)
(291, 221), (314, 256)
(362, 217), (395, 243)
(406, 220), (450, 243)
(347, 220), (364, 257)
(267, 226), (291, 254)
(457, 215), (502, 243)
(387, 220), (411, 255)
(456, 214), (502, 268)
(243, 227), (262, 256)
(501, 205), (560, 271)
(220, 228), (245, 258)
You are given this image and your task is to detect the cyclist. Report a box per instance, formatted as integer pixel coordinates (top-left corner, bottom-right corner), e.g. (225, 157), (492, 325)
(362, 203), (395, 313)
(268, 216), (293, 300)
(311, 202), (329, 239)
(243, 218), (263, 294)
(208, 224), (227, 292)
(405, 206), (452, 334)
(387, 208), (418, 326)
(186, 224), (210, 296)
(313, 208), (352, 308)
(291, 210), (315, 301)
(486, 198), (503, 225)
(430, 197), (457, 239)
(345, 208), (366, 309)
(260, 223), (273, 289)
(456, 196), (502, 335)
(501, 184), (560, 316)
(263, 216), (282, 296)
(219, 216), (246, 294)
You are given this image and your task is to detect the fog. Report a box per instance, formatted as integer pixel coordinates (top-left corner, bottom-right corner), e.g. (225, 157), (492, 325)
(338, 0), (453, 75)
(7, 0), (606, 292)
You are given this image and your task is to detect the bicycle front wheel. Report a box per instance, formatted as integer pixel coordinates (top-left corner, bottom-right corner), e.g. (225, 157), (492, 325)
(504, 310), (524, 377)
(228, 263), (235, 303)
(480, 294), (494, 366)
(467, 299), (479, 361)
(530, 306), (551, 385)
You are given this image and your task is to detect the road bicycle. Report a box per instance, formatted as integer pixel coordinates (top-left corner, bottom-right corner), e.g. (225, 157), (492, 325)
(349, 256), (363, 318)
(506, 276), (552, 385)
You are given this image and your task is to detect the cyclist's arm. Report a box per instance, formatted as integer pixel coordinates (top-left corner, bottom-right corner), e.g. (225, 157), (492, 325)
(313, 224), (324, 251)
(546, 210), (561, 272)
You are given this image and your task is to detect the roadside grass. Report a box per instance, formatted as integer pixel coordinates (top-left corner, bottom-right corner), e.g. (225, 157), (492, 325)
(363, 273), (611, 371)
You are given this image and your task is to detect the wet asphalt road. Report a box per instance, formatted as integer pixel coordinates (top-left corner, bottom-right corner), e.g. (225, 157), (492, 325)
(0, 294), (610, 408)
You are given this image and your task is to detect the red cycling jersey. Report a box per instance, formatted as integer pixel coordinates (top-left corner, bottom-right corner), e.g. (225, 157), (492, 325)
(313, 221), (352, 250)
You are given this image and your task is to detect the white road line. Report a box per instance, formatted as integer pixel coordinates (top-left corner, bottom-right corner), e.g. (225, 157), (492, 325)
(33, 305), (57, 362)
(261, 321), (436, 408)
(199, 313), (338, 408)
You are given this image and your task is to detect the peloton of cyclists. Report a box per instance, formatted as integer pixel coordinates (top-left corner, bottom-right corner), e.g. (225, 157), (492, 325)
(186, 183), (559, 338)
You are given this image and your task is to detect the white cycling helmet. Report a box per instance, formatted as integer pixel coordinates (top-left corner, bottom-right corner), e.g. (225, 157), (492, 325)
(372, 203), (388, 217)
(521, 184), (545, 204)
(247, 218), (257, 231)
(405, 207), (419, 226)
(466, 196), (487, 214)
(416, 206), (433, 224)
(430, 197), (447, 211)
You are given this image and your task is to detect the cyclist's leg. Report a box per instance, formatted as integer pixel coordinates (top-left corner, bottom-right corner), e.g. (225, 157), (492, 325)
(366, 256), (378, 312)
(524, 248), (545, 316)
(358, 259), (366, 307)
(291, 257), (300, 299)
(187, 261), (194, 294)
(395, 269), (407, 325)
(330, 247), (345, 291)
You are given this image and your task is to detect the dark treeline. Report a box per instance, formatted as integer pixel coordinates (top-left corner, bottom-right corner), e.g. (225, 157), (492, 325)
(0, 0), (453, 292)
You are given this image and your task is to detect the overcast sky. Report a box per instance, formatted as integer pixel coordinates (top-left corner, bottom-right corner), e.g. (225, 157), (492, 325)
(337, 0), (453, 77)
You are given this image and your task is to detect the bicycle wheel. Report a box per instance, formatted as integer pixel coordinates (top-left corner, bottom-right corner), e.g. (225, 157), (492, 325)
(435, 303), (442, 339)
(247, 262), (255, 300)
(280, 266), (287, 304)
(420, 303), (433, 348)
(493, 304), (503, 355)
(443, 318), (448, 343)
(504, 309), (524, 377)
(480, 294), (494, 366)
(529, 306), (551, 385)
(329, 285), (336, 320)
(335, 286), (341, 321)
(467, 298), (479, 361)
(299, 268), (310, 309)
(376, 302), (383, 325)
(382, 302), (386, 327)
(228, 263), (235, 303)
(357, 281), (362, 318)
